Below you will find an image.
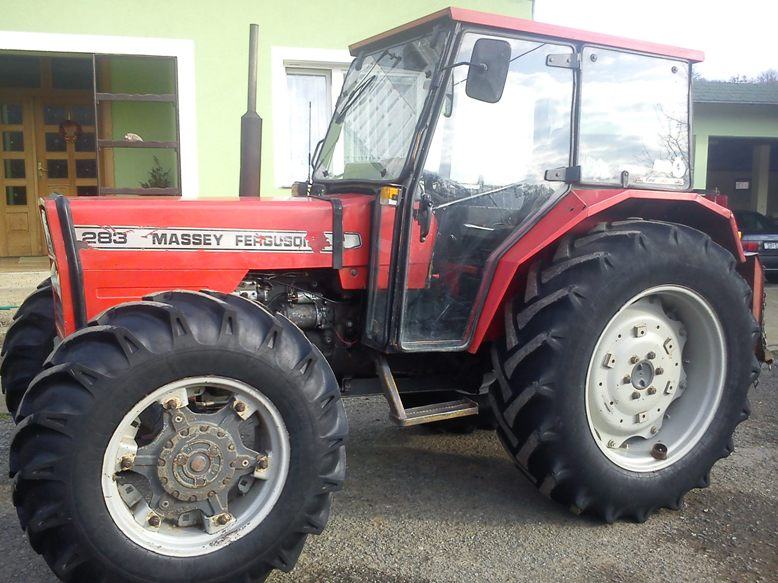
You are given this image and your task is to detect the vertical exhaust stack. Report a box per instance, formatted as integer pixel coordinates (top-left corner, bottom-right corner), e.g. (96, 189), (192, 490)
(239, 23), (262, 197)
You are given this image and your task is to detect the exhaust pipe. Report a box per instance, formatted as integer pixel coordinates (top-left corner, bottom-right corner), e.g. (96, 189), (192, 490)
(239, 23), (262, 197)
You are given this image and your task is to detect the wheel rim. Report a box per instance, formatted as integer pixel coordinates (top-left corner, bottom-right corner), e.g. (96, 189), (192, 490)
(101, 376), (290, 557)
(585, 286), (726, 472)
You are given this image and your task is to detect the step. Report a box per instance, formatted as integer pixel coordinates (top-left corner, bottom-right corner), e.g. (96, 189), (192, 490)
(391, 398), (478, 427)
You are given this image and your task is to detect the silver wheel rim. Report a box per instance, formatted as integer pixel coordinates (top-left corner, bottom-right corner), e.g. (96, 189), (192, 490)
(585, 285), (726, 472)
(101, 376), (290, 557)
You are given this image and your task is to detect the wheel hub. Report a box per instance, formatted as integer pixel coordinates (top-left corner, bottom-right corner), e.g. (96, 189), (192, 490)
(158, 421), (238, 502)
(630, 360), (655, 390)
(586, 286), (726, 472)
(589, 296), (686, 444)
(103, 377), (291, 557)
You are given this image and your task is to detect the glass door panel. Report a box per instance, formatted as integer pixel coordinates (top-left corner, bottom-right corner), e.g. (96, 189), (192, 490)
(35, 97), (98, 197)
(399, 34), (575, 348)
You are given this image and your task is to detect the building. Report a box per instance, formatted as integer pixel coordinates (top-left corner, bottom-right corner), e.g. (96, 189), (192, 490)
(3, 2), (776, 260)
(0, 0), (532, 257)
(692, 80), (778, 215)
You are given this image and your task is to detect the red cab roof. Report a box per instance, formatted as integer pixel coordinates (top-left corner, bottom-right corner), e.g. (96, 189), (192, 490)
(350, 7), (704, 63)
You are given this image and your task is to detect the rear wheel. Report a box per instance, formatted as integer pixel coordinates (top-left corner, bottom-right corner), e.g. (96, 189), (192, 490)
(1, 279), (55, 419)
(11, 290), (347, 582)
(491, 220), (760, 522)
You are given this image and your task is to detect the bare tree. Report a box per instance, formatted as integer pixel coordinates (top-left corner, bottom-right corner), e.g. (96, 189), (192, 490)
(727, 69), (778, 84)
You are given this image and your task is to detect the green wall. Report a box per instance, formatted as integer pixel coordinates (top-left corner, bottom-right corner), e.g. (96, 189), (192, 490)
(693, 103), (778, 189)
(3, 0), (533, 197)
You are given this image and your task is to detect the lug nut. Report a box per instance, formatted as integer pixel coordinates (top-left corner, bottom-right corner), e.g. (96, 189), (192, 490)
(631, 391), (641, 400)
(647, 351), (656, 360)
(257, 454), (269, 470)
(208, 490), (216, 498)
(655, 368), (664, 375)
(200, 425), (209, 432)
(188, 495), (197, 502)
(630, 356), (640, 364)
(622, 375), (631, 384)
(650, 426), (658, 435)
(148, 515), (161, 527)
(216, 513), (232, 525)
(164, 399), (178, 410)
(234, 401), (246, 413)
(120, 456), (133, 470)
(157, 458), (165, 467)
(647, 386), (657, 395)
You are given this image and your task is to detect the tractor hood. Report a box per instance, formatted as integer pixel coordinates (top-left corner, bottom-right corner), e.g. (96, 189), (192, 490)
(42, 194), (372, 334)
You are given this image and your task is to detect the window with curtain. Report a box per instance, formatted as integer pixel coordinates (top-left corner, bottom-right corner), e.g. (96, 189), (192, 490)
(285, 68), (331, 185)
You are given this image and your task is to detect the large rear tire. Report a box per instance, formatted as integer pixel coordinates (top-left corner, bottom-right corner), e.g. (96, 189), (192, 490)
(1, 279), (55, 419)
(11, 290), (347, 582)
(491, 220), (760, 522)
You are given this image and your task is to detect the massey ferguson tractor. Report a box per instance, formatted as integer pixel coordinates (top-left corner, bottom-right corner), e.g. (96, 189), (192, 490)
(1, 8), (769, 583)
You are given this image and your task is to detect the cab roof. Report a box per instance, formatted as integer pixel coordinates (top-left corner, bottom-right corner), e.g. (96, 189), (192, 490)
(350, 7), (704, 63)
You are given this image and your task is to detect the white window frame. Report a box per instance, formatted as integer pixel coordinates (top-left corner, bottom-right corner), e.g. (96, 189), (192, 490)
(271, 47), (352, 189)
(0, 30), (198, 198)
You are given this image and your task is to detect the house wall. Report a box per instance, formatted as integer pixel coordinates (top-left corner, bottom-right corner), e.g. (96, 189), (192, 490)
(693, 102), (778, 190)
(2, 0), (533, 198)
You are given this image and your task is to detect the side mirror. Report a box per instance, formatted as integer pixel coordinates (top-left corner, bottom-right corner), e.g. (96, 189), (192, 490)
(465, 38), (511, 103)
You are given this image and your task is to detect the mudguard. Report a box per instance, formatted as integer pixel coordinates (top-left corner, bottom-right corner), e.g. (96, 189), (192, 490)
(467, 188), (766, 357)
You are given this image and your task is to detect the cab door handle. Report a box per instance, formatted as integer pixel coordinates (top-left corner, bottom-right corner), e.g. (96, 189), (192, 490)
(418, 193), (434, 242)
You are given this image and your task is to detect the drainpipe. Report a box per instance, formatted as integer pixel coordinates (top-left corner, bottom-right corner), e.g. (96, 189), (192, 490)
(239, 24), (262, 197)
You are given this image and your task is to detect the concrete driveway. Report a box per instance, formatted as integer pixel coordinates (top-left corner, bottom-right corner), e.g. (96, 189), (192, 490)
(0, 271), (775, 582)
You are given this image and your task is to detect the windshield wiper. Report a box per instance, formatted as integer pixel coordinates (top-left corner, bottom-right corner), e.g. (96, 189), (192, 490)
(335, 75), (376, 123)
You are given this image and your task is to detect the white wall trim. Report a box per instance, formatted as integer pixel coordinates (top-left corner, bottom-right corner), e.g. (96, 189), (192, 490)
(0, 30), (199, 199)
(271, 46), (352, 189)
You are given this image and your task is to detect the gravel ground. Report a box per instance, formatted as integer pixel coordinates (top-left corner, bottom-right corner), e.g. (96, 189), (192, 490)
(0, 274), (775, 582)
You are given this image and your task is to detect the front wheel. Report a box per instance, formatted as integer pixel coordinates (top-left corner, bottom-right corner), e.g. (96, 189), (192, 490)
(1, 279), (55, 419)
(491, 220), (760, 522)
(11, 290), (347, 582)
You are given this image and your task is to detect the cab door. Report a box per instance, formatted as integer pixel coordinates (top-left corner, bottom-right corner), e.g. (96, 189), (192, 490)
(395, 33), (576, 350)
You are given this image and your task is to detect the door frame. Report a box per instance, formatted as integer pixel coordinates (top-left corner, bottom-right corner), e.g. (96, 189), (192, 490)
(0, 30), (199, 198)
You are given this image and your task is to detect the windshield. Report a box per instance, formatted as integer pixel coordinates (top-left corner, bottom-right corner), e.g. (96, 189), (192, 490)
(313, 29), (449, 182)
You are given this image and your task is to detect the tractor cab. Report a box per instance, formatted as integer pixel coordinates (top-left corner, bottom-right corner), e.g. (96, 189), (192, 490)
(307, 8), (697, 352)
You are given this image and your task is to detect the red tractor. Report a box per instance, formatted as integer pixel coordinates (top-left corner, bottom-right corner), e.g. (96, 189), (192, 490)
(2, 8), (769, 582)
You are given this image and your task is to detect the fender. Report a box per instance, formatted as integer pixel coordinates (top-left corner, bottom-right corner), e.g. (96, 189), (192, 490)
(467, 188), (749, 353)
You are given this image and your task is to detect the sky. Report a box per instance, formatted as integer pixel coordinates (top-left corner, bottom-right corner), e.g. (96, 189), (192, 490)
(534, 0), (777, 80)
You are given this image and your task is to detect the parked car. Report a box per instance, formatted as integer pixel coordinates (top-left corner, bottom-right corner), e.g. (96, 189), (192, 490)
(734, 210), (778, 278)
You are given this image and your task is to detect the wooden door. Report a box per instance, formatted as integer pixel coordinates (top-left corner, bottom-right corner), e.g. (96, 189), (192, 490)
(34, 98), (98, 198)
(0, 101), (42, 257)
